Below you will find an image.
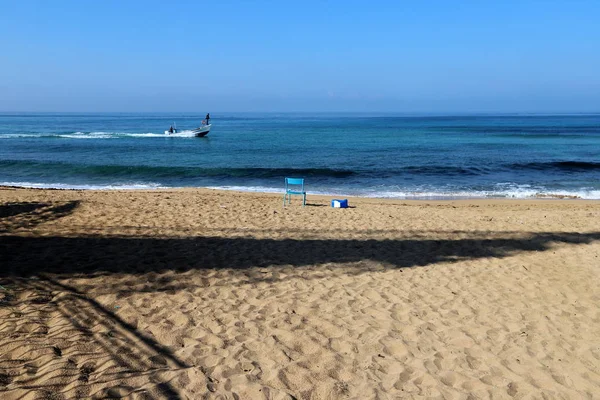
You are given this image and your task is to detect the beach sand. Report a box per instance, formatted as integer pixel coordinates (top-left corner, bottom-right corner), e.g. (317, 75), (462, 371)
(1, 187), (599, 399)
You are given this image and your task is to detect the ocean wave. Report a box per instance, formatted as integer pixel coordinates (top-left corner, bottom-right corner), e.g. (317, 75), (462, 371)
(0, 133), (48, 139)
(360, 189), (600, 200)
(434, 125), (600, 135)
(0, 181), (164, 190)
(400, 165), (490, 176)
(509, 161), (600, 172)
(201, 185), (600, 200)
(3, 180), (599, 199)
(4, 159), (600, 179)
(0, 160), (355, 179)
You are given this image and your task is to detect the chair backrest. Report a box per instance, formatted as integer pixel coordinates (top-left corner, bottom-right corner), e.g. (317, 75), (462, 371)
(285, 177), (304, 191)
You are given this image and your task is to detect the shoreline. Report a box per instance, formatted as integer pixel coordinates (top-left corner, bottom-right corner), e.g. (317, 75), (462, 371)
(1, 184), (597, 202)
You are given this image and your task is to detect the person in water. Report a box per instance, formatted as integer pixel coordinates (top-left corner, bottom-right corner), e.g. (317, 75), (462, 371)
(168, 125), (174, 133)
(205, 113), (210, 125)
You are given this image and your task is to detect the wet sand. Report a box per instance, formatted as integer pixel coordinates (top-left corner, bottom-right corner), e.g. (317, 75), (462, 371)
(1, 187), (599, 399)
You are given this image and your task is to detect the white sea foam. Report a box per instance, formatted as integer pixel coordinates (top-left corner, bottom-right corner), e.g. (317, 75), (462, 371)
(206, 186), (285, 194)
(2, 182), (598, 199)
(58, 132), (117, 139)
(361, 190), (600, 200)
(129, 131), (197, 138)
(161, 130), (201, 137)
(0, 181), (165, 190)
(128, 133), (170, 137)
(206, 185), (600, 200)
(0, 131), (195, 139)
(0, 133), (47, 138)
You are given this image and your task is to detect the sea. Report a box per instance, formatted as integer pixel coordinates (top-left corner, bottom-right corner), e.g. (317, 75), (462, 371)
(1, 113), (599, 199)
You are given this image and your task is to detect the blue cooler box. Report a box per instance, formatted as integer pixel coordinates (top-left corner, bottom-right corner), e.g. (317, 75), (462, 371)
(331, 199), (348, 208)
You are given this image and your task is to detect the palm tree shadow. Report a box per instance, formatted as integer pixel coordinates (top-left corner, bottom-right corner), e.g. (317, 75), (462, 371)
(0, 276), (191, 399)
(0, 201), (80, 233)
(2, 231), (599, 283)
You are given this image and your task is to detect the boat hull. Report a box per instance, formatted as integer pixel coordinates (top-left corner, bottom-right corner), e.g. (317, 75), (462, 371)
(193, 125), (211, 137)
(164, 124), (211, 137)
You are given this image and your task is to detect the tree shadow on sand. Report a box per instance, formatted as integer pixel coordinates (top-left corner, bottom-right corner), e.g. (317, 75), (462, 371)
(0, 275), (196, 399)
(2, 230), (600, 280)
(2, 200), (598, 285)
(0, 201), (80, 233)
(0, 202), (191, 399)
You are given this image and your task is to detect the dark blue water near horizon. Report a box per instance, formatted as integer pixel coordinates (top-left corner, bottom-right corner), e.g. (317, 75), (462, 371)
(1, 112), (599, 199)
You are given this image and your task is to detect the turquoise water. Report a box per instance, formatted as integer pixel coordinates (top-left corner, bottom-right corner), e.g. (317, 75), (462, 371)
(1, 113), (599, 198)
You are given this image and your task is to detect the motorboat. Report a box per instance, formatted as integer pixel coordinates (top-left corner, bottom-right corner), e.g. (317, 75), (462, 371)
(190, 124), (211, 137)
(164, 123), (211, 137)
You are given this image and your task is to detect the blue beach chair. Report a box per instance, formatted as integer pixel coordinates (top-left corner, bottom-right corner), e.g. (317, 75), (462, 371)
(283, 178), (306, 207)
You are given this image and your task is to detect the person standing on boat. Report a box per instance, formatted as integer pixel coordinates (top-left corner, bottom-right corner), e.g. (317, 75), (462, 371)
(205, 113), (210, 125)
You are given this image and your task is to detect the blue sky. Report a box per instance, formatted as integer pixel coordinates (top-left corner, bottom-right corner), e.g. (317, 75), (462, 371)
(1, 0), (599, 112)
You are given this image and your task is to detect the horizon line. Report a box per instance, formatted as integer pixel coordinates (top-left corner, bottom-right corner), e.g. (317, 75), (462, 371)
(1, 111), (600, 116)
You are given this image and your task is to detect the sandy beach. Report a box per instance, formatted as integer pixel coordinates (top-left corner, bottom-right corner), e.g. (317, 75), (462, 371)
(1, 187), (599, 399)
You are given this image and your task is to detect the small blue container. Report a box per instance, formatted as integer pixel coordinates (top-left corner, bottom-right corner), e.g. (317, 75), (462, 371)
(331, 199), (348, 208)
